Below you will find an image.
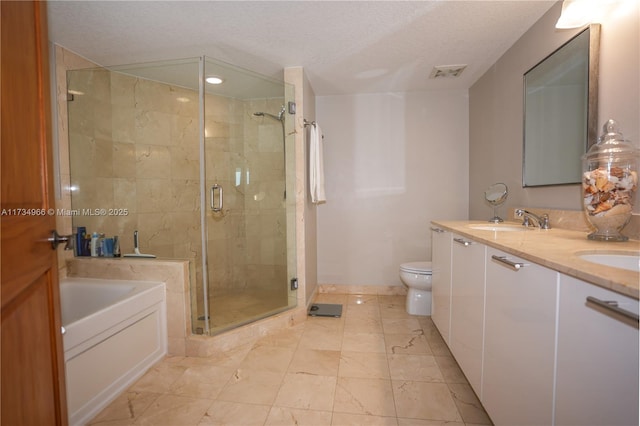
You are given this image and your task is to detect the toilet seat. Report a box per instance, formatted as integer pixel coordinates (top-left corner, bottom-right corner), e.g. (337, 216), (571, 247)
(400, 261), (432, 275)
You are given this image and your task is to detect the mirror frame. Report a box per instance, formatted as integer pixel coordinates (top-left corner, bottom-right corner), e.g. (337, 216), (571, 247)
(522, 24), (600, 187)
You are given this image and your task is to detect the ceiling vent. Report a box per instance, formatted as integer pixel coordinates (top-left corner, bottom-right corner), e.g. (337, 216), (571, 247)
(429, 65), (467, 79)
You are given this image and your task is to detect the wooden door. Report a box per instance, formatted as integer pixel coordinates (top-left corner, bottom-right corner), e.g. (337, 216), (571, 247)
(1, 1), (68, 425)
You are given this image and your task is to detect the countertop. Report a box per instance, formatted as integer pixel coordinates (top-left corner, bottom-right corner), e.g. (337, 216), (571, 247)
(431, 220), (640, 300)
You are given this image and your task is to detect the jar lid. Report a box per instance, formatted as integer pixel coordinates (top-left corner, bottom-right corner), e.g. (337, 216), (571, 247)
(583, 119), (639, 160)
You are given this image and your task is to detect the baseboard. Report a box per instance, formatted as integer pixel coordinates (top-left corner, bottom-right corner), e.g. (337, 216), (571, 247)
(318, 283), (407, 296)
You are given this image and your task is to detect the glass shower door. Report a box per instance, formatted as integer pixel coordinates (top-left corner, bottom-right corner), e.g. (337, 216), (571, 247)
(202, 58), (296, 334)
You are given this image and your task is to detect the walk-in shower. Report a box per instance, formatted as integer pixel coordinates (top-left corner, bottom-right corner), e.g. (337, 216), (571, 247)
(66, 56), (297, 335)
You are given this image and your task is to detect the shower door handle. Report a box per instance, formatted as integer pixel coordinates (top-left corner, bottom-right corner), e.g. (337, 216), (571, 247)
(210, 184), (223, 212)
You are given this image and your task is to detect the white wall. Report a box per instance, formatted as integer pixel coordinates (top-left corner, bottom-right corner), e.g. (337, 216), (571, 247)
(469, 1), (639, 218)
(316, 90), (469, 287)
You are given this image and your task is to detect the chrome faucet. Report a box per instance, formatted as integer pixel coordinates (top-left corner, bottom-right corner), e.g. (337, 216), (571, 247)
(515, 209), (550, 229)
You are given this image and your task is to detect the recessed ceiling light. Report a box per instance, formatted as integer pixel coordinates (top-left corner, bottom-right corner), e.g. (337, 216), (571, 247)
(205, 76), (224, 85)
(429, 65), (467, 79)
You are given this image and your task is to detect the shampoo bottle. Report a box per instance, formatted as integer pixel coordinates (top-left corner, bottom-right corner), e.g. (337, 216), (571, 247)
(90, 232), (99, 257)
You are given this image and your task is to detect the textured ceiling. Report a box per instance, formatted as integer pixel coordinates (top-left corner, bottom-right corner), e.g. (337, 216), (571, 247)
(47, 0), (557, 95)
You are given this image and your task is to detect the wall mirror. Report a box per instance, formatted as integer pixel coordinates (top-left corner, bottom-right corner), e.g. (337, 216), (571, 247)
(523, 24), (600, 187)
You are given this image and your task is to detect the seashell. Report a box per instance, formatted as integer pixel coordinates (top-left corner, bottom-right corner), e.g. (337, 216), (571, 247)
(610, 166), (624, 179)
(595, 175), (609, 190)
(593, 201), (613, 214)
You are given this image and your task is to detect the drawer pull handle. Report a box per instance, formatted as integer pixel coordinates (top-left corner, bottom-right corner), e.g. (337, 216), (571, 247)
(491, 255), (526, 271)
(586, 296), (639, 325)
(453, 237), (472, 246)
(430, 227), (446, 233)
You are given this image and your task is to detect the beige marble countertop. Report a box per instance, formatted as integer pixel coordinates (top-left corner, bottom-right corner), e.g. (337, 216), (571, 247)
(431, 220), (640, 300)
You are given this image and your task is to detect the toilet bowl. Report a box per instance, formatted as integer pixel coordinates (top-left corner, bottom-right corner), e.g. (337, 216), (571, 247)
(399, 261), (432, 316)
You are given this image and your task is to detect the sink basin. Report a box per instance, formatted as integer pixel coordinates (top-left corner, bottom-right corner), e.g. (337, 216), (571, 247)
(578, 253), (640, 272)
(468, 224), (528, 232)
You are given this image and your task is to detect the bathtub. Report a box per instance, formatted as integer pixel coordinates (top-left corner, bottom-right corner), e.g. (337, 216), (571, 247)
(61, 278), (167, 426)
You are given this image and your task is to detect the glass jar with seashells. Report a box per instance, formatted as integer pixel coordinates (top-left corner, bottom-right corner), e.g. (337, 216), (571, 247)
(582, 119), (639, 241)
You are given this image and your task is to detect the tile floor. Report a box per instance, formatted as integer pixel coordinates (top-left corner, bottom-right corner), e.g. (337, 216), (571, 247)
(88, 294), (492, 426)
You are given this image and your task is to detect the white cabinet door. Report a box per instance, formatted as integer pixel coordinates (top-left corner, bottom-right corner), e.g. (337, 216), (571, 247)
(449, 234), (486, 396)
(431, 227), (452, 343)
(555, 274), (639, 426)
(483, 247), (558, 426)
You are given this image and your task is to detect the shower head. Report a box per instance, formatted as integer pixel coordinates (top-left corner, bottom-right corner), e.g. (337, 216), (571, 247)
(253, 105), (286, 122)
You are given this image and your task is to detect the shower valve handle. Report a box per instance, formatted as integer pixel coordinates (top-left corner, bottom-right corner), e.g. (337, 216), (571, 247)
(211, 184), (223, 212)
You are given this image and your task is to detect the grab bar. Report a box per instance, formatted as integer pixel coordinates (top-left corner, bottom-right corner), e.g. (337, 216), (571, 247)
(210, 184), (223, 212)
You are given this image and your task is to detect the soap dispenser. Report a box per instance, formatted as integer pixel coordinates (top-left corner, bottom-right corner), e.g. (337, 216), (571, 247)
(582, 119), (639, 241)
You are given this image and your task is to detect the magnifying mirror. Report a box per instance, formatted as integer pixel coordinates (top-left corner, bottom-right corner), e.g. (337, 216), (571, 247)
(484, 183), (508, 223)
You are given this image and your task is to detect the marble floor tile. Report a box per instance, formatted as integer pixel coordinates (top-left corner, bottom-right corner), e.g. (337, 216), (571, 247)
(133, 394), (212, 426)
(264, 406), (333, 426)
(216, 368), (285, 405)
(168, 364), (234, 399)
(313, 293), (349, 304)
(88, 391), (159, 425)
(239, 345), (295, 375)
(129, 362), (188, 393)
(288, 348), (341, 376)
(392, 381), (462, 422)
(382, 318), (423, 335)
(252, 325), (305, 350)
(434, 356), (467, 384)
(331, 412), (399, 425)
(338, 351), (390, 379)
(347, 294), (378, 305)
(387, 354), (444, 382)
(385, 333), (432, 355)
(333, 377), (396, 417)
(198, 400), (270, 425)
(396, 419), (465, 426)
(341, 331), (386, 353)
(344, 314), (384, 334)
(274, 373), (337, 411)
(298, 327), (344, 351)
(378, 298), (414, 320)
(447, 383), (493, 425)
(88, 292), (493, 426)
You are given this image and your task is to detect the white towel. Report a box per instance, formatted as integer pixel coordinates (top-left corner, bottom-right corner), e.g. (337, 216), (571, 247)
(309, 123), (326, 204)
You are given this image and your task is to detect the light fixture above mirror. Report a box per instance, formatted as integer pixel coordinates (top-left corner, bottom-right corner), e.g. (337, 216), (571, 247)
(556, 0), (598, 29)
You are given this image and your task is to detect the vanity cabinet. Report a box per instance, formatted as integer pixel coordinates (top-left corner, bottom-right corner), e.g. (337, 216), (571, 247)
(430, 227), (452, 343)
(449, 234), (486, 396)
(555, 274), (639, 426)
(482, 247), (558, 425)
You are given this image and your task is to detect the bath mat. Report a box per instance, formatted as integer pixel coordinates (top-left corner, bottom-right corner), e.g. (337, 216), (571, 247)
(308, 303), (343, 318)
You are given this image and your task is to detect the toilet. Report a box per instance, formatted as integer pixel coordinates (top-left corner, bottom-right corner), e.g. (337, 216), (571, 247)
(399, 261), (433, 316)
